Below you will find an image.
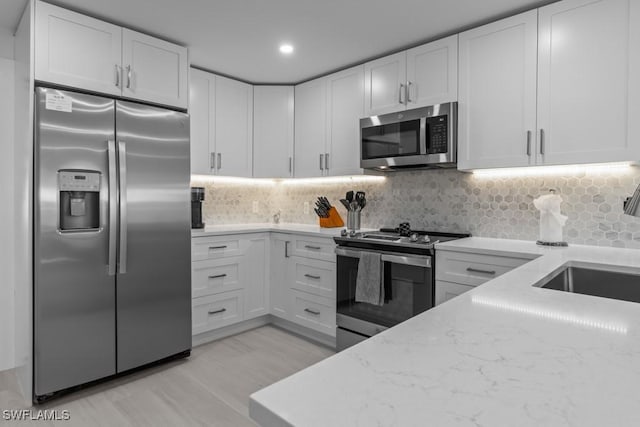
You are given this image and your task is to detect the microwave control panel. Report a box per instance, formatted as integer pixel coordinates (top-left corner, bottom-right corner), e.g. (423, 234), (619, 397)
(426, 115), (448, 154)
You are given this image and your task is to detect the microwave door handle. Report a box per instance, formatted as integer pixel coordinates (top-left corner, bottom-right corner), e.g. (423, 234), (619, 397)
(419, 117), (428, 155)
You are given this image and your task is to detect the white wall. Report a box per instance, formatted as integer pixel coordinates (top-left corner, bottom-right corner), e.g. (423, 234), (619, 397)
(0, 27), (15, 372)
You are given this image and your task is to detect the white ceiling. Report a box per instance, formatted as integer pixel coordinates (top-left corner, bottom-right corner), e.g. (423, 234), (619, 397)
(3, 0), (557, 84)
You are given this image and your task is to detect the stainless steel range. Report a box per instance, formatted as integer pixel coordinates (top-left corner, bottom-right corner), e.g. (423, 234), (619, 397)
(334, 228), (469, 351)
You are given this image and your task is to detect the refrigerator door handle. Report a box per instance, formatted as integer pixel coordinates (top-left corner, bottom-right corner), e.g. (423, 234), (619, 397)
(118, 141), (128, 274)
(107, 141), (117, 276)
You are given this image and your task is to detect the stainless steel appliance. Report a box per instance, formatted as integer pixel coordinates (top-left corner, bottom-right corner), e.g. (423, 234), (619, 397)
(360, 102), (457, 171)
(334, 228), (469, 351)
(34, 87), (191, 402)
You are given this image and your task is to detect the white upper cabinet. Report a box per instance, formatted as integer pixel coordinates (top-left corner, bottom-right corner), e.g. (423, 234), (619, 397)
(35, 1), (122, 97)
(459, 0), (640, 170)
(364, 37), (459, 116)
(406, 35), (458, 109)
(326, 65), (365, 176)
(189, 68), (214, 175)
(294, 79), (327, 178)
(294, 66), (365, 177)
(253, 86), (294, 178)
(458, 11), (538, 170)
(214, 75), (254, 177)
(121, 29), (188, 109)
(364, 52), (406, 116)
(189, 68), (253, 177)
(35, 1), (188, 109)
(537, 0), (640, 165)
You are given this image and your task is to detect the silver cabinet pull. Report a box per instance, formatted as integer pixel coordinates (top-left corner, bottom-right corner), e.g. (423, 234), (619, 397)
(126, 65), (132, 89)
(117, 141), (128, 274)
(114, 65), (120, 88)
(284, 241), (290, 258)
(208, 245), (227, 250)
(539, 129), (545, 155)
(217, 153), (222, 169)
(210, 152), (216, 170)
(208, 308), (227, 315)
(289, 156), (293, 174)
(399, 83), (405, 104)
(304, 308), (320, 315)
(324, 153), (329, 170)
(526, 130), (532, 156)
(208, 274), (227, 279)
(304, 274), (321, 280)
(406, 81), (412, 103)
(466, 267), (496, 275)
(107, 140), (117, 276)
(305, 245), (321, 250)
(319, 153), (324, 170)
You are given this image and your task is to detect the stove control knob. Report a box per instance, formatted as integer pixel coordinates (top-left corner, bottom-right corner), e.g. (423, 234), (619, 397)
(422, 235), (431, 243)
(409, 233), (419, 242)
(349, 230), (357, 238)
(340, 229), (348, 237)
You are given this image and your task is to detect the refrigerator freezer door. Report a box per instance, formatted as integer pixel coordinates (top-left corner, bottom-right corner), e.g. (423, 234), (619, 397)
(115, 100), (191, 372)
(34, 88), (117, 396)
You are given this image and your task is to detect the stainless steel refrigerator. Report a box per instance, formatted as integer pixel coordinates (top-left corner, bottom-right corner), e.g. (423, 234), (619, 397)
(33, 87), (192, 402)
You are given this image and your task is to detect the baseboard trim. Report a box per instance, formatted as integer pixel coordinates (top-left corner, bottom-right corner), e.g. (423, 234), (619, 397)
(192, 315), (336, 350)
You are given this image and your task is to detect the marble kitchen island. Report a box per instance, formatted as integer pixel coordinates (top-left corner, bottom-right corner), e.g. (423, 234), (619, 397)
(250, 238), (640, 427)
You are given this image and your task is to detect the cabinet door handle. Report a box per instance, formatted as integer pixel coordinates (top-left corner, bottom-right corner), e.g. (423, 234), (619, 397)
(304, 274), (321, 280)
(305, 245), (321, 250)
(399, 83), (405, 104)
(304, 308), (320, 316)
(284, 241), (290, 258)
(208, 308), (227, 315)
(526, 130), (532, 156)
(324, 153), (329, 170)
(126, 65), (132, 89)
(210, 152), (216, 169)
(289, 156), (293, 174)
(218, 153), (222, 169)
(208, 274), (227, 279)
(539, 129), (545, 155)
(208, 245), (227, 250)
(406, 81), (412, 103)
(114, 65), (120, 88)
(319, 154), (324, 170)
(466, 267), (496, 275)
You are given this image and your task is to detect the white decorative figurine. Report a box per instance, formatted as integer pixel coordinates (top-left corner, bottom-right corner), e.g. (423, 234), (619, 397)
(533, 189), (568, 246)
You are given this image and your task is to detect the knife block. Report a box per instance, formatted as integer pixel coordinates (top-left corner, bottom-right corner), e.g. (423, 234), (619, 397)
(319, 207), (344, 228)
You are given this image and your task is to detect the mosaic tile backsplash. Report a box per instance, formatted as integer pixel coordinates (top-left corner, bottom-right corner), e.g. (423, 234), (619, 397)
(192, 166), (640, 248)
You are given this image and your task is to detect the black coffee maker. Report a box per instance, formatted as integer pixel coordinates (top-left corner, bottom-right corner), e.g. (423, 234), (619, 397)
(191, 187), (205, 229)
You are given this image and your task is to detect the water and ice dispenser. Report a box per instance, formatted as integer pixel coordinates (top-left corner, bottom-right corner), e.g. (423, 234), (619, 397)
(58, 170), (100, 231)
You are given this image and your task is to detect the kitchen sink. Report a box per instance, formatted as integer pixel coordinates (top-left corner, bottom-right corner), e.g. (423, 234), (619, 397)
(538, 264), (640, 304)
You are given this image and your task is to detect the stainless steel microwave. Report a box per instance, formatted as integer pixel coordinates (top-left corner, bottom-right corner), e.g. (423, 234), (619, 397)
(360, 102), (457, 170)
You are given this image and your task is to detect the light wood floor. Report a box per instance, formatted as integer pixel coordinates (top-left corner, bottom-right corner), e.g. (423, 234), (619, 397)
(0, 326), (335, 426)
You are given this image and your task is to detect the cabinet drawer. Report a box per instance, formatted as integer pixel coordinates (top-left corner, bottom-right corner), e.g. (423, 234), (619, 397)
(192, 258), (241, 298)
(192, 291), (243, 335)
(291, 258), (336, 299)
(192, 236), (243, 261)
(292, 236), (336, 262)
(290, 290), (336, 337)
(436, 250), (530, 286)
(435, 280), (475, 306)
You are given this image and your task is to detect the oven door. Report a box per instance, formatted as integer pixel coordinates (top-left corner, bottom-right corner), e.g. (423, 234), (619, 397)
(335, 247), (433, 340)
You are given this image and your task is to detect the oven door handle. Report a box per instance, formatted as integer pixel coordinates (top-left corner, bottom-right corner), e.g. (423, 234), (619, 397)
(335, 247), (431, 268)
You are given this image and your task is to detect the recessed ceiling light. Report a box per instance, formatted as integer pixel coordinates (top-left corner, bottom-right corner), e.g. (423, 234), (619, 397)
(279, 44), (294, 54)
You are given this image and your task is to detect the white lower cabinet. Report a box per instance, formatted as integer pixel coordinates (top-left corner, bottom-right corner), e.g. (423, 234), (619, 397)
(192, 291), (244, 335)
(435, 249), (532, 305)
(290, 290), (335, 336)
(191, 233), (267, 336)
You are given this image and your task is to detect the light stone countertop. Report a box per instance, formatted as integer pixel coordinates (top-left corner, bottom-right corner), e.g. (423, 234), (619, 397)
(191, 223), (373, 239)
(249, 237), (640, 427)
